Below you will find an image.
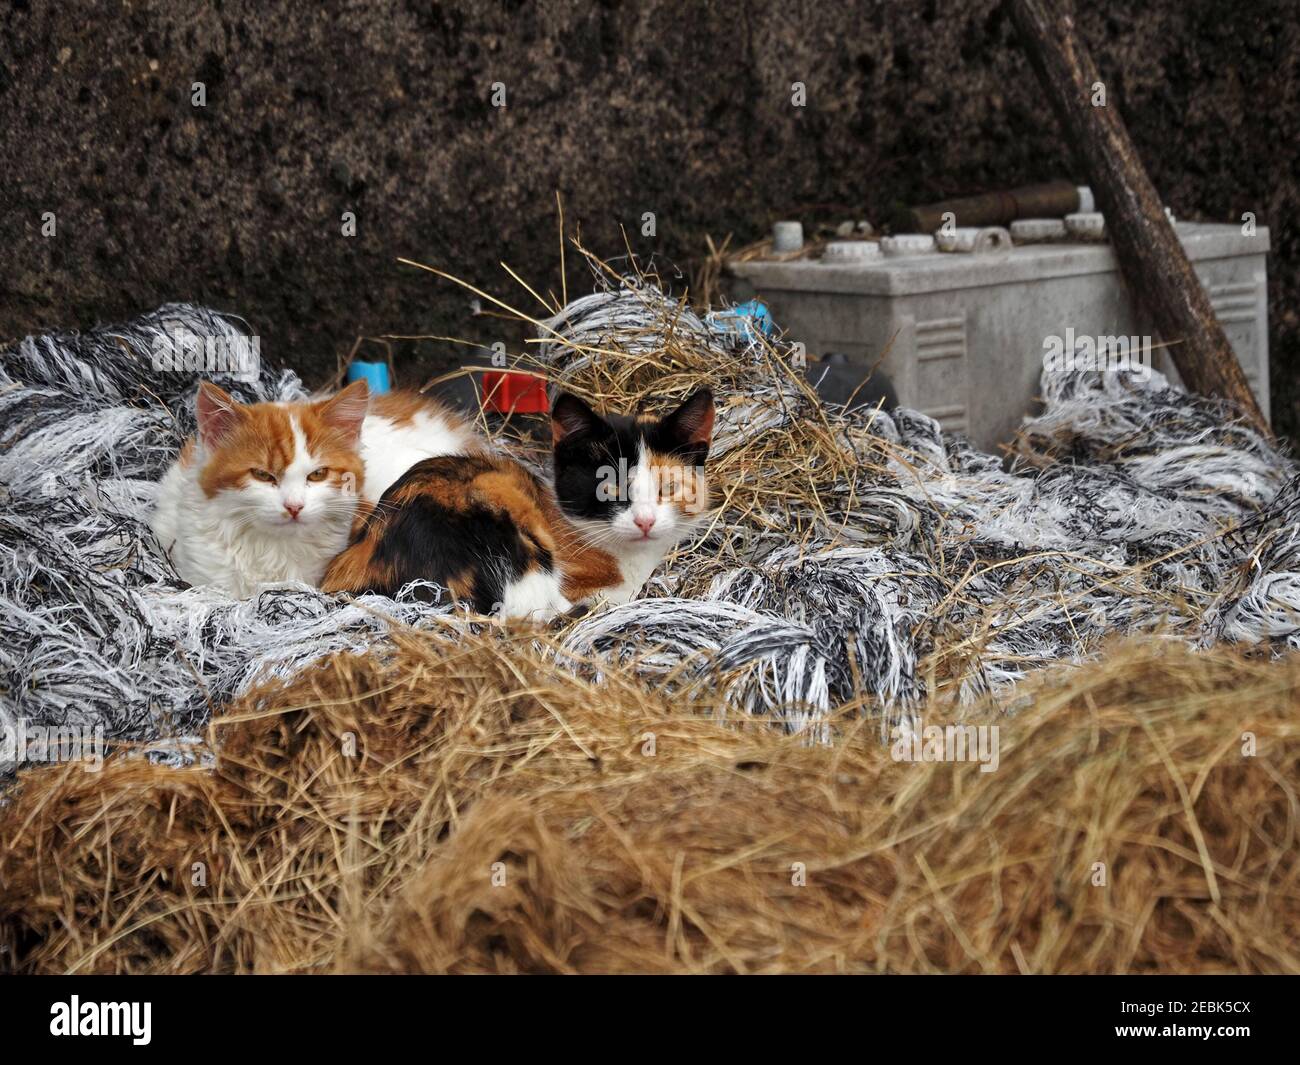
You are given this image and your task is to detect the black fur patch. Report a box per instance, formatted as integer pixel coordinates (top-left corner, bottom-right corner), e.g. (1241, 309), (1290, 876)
(552, 413), (641, 523)
(351, 456), (547, 612)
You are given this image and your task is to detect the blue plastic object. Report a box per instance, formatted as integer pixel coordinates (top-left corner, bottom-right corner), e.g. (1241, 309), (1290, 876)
(706, 300), (774, 341)
(346, 360), (390, 394)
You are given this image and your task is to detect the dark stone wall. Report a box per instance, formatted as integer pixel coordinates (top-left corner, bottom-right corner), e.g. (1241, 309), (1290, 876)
(2, 0), (1297, 434)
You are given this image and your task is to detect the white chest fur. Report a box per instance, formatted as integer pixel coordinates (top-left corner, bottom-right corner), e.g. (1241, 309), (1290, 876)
(151, 462), (355, 597)
(602, 540), (671, 604)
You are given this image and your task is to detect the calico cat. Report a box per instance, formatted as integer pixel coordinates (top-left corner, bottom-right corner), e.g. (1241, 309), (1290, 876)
(150, 379), (481, 596)
(321, 388), (715, 618)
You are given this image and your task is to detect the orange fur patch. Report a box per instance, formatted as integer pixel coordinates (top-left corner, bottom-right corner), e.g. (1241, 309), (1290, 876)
(197, 403), (295, 496)
(646, 449), (711, 517)
(320, 534), (392, 594)
(557, 543), (622, 602)
(196, 398), (365, 499)
(444, 566), (477, 600)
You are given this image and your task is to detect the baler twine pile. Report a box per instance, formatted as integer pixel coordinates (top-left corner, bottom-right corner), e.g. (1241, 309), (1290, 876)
(1, 256), (1299, 973)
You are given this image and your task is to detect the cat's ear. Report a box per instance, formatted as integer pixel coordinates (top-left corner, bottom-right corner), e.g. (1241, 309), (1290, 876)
(551, 392), (604, 447)
(659, 387), (715, 455)
(196, 381), (244, 451)
(316, 380), (370, 446)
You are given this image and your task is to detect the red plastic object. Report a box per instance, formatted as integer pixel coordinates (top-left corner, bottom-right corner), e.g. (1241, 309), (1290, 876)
(482, 371), (549, 414)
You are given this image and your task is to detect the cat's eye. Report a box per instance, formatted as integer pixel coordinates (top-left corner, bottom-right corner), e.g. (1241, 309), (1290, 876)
(307, 467), (329, 482)
(249, 468), (277, 484)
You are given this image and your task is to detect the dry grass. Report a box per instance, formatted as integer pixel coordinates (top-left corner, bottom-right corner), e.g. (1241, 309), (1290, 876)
(2, 632), (1296, 974)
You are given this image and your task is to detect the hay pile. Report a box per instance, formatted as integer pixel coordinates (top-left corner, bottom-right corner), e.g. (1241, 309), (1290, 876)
(1, 634), (1296, 974)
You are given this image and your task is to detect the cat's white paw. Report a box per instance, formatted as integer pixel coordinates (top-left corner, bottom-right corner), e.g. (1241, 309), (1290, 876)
(499, 570), (571, 623)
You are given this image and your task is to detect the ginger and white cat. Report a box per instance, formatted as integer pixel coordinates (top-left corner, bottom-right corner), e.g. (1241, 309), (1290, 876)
(150, 379), (480, 596)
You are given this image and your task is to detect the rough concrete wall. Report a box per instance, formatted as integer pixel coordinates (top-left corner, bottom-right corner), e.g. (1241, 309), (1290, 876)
(2, 0), (1296, 434)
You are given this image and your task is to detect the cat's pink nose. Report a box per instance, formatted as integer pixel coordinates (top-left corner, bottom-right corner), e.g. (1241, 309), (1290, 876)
(634, 513), (656, 537)
(283, 502), (304, 520)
